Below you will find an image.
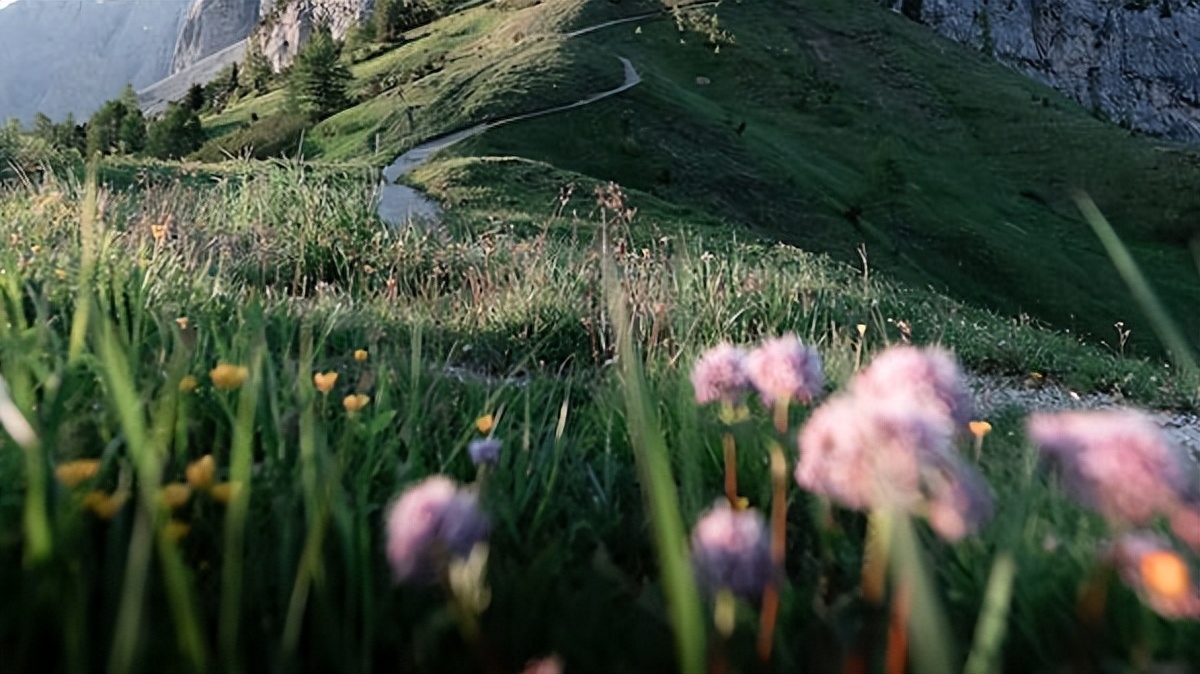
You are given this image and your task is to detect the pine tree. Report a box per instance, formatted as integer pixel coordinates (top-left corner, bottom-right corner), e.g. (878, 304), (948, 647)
(146, 103), (205, 159)
(286, 25), (353, 122)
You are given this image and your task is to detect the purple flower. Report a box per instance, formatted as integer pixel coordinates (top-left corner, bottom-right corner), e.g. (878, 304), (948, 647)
(385, 476), (491, 584)
(795, 393), (993, 539)
(468, 437), (502, 467)
(691, 343), (751, 405)
(691, 500), (773, 599)
(744, 334), (824, 406)
(1027, 409), (1190, 525)
(849, 345), (975, 428)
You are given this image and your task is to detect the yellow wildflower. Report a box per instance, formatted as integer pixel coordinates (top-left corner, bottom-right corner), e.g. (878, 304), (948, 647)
(164, 520), (191, 541)
(54, 268), (68, 280)
(83, 490), (129, 520)
(968, 421), (993, 439)
(150, 224), (168, 243)
(313, 371), (339, 395)
(354, 349), (369, 363)
(343, 394), (370, 413)
(175, 317), (189, 330)
(210, 363), (248, 390)
(55, 459), (100, 488)
(159, 483), (192, 510)
(209, 482), (242, 504)
(178, 375), (198, 393)
(475, 414), (494, 435)
(186, 455), (216, 489)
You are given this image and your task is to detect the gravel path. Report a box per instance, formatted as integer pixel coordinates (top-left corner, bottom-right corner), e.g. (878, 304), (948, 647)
(968, 374), (1199, 459)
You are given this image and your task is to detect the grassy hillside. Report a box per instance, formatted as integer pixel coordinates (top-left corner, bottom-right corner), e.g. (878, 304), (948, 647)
(1, 163), (1197, 673)
(5, 1), (1199, 672)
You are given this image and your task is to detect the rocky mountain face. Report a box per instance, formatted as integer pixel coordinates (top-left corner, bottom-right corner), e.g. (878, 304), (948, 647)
(170, 0), (275, 74)
(0, 0), (187, 124)
(253, 0), (374, 72)
(904, 0), (1200, 141)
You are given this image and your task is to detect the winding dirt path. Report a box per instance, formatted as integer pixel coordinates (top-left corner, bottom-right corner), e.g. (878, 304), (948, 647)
(376, 57), (641, 226)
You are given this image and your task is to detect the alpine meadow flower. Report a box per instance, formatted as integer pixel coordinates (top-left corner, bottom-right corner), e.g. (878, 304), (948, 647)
(186, 455), (216, 489)
(691, 500), (773, 600)
(795, 393), (993, 539)
(691, 343), (751, 405)
(1027, 409), (1192, 525)
(849, 345), (974, 428)
(385, 476), (491, 584)
(468, 437), (502, 467)
(744, 334), (824, 406)
(313, 371), (338, 395)
(1111, 533), (1200, 620)
(343, 393), (370, 413)
(209, 363), (249, 390)
(1170, 505), (1200, 554)
(55, 459), (100, 488)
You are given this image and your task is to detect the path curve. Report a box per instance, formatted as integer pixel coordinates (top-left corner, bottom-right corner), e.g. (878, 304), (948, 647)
(377, 57), (641, 226)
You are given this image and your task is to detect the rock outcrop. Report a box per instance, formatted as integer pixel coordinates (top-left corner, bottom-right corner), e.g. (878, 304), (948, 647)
(253, 0), (374, 72)
(905, 0), (1200, 141)
(170, 0), (275, 74)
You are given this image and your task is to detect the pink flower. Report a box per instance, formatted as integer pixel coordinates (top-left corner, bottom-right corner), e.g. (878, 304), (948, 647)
(796, 395), (951, 510)
(849, 345), (974, 428)
(691, 343), (751, 405)
(926, 466), (995, 542)
(519, 655), (564, 674)
(1171, 504), (1200, 554)
(1110, 533), (1200, 620)
(744, 334), (824, 406)
(385, 476), (491, 584)
(1027, 409), (1190, 525)
(691, 500), (773, 599)
(795, 393), (993, 539)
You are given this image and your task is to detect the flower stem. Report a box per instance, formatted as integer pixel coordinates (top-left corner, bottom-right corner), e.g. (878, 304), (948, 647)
(757, 440), (789, 664)
(722, 432), (742, 509)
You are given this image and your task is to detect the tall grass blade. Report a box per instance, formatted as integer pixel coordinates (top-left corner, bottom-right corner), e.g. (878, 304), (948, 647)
(889, 513), (958, 674)
(219, 344), (264, 672)
(1073, 192), (1199, 384)
(604, 261), (706, 674)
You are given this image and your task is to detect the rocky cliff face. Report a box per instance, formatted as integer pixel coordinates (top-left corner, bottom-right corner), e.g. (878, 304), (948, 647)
(170, 0), (274, 74)
(906, 0), (1200, 141)
(0, 0), (187, 124)
(253, 0), (373, 71)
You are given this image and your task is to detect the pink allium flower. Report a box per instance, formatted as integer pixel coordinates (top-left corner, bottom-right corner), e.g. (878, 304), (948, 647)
(744, 334), (824, 406)
(385, 476), (491, 584)
(1027, 409), (1191, 525)
(691, 343), (751, 405)
(795, 395), (954, 510)
(926, 466), (995, 542)
(519, 655), (564, 674)
(850, 345), (974, 428)
(796, 393), (993, 539)
(1110, 533), (1200, 620)
(468, 437), (502, 467)
(691, 500), (773, 599)
(1171, 505), (1200, 554)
